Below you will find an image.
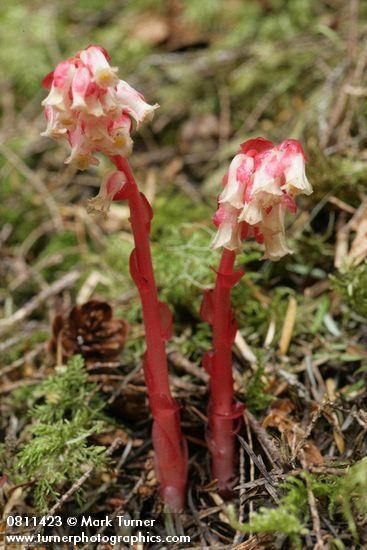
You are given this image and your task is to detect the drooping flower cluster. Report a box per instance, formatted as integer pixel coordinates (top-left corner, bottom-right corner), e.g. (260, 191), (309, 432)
(41, 45), (158, 212)
(211, 138), (312, 260)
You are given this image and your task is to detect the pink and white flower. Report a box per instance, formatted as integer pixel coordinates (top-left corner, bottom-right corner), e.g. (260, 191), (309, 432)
(70, 67), (91, 111)
(41, 45), (158, 213)
(279, 139), (313, 196)
(115, 80), (158, 127)
(219, 153), (254, 209)
(79, 45), (119, 88)
(260, 204), (293, 261)
(211, 205), (243, 251)
(41, 106), (69, 139)
(212, 137), (312, 260)
(42, 61), (75, 111)
(87, 170), (126, 217)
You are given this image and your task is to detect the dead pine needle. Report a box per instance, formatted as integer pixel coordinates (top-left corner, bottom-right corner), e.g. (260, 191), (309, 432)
(278, 296), (297, 356)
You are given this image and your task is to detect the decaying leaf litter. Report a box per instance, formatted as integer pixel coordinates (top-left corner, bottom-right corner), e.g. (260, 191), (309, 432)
(1, 0), (367, 548)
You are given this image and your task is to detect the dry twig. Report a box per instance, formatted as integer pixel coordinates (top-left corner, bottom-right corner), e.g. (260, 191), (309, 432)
(0, 271), (80, 334)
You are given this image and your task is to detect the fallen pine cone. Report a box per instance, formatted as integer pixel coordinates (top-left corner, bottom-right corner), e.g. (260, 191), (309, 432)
(48, 300), (128, 364)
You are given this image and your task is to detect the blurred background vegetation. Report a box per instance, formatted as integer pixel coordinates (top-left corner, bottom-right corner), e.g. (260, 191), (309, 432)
(1, 0), (367, 546)
(1, 0), (366, 358)
(0, 0), (367, 358)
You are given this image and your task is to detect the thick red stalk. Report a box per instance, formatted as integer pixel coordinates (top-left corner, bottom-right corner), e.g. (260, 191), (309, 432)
(201, 248), (244, 494)
(111, 155), (187, 511)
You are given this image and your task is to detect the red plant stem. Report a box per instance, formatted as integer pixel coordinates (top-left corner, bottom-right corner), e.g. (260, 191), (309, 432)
(204, 247), (243, 495)
(111, 155), (187, 511)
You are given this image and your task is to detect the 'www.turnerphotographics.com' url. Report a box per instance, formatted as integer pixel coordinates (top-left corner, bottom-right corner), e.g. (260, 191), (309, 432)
(5, 533), (191, 546)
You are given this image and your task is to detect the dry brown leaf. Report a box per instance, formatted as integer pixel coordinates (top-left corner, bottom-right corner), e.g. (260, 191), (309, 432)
(303, 441), (324, 466)
(262, 399), (296, 431)
(263, 400), (324, 464)
(138, 484), (155, 498)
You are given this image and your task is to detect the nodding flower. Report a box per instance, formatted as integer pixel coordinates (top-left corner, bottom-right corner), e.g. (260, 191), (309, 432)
(41, 45), (158, 213)
(212, 138), (312, 261)
(87, 170), (126, 218)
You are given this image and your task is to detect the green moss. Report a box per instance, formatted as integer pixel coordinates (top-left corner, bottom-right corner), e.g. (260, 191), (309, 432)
(4, 356), (108, 512)
(16, 415), (106, 512)
(336, 458), (367, 541)
(245, 362), (273, 414)
(330, 260), (367, 319)
(178, 321), (212, 363)
(229, 463), (367, 546)
(229, 476), (309, 548)
(151, 189), (211, 239)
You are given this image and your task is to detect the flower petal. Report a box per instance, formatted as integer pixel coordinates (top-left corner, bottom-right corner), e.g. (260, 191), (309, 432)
(219, 153), (253, 208)
(115, 80), (159, 127)
(87, 170), (126, 217)
(260, 204), (293, 260)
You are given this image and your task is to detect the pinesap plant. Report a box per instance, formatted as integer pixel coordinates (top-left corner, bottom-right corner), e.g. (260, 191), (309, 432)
(202, 137), (312, 493)
(41, 45), (187, 512)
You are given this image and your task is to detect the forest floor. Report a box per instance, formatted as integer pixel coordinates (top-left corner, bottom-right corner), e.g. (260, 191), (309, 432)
(1, 1), (367, 548)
